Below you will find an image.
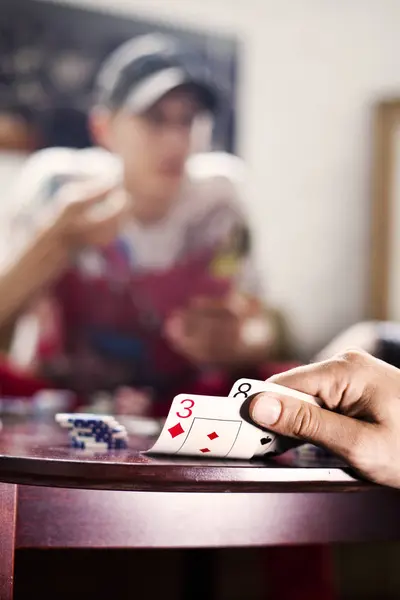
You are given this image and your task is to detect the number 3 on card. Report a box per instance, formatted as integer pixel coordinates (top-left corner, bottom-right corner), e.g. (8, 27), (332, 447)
(176, 398), (195, 419)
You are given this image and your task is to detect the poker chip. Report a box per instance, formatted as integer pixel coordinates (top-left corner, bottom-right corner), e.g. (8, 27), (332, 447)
(56, 413), (128, 450)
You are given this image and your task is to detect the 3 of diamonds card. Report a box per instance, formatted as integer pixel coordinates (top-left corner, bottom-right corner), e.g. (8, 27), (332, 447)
(147, 393), (262, 459)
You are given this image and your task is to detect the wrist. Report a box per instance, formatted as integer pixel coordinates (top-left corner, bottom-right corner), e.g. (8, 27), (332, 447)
(43, 220), (71, 256)
(20, 223), (70, 286)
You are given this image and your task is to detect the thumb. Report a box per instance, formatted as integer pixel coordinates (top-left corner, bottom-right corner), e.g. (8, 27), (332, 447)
(249, 392), (369, 462)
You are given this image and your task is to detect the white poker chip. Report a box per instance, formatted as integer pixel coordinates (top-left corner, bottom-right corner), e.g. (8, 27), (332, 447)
(56, 413), (129, 450)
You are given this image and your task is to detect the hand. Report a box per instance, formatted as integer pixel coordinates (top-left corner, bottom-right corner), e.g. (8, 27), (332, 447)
(165, 296), (244, 366)
(249, 349), (400, 488)
(49, 180), (129, 249)
(114, 387), (152, 417)
(0, 181), (128, 330)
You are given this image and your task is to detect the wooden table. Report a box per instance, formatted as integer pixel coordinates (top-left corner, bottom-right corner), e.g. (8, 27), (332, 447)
(1, 419), (400, 599)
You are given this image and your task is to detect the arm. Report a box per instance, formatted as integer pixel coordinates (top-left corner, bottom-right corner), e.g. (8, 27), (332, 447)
(0, 151), (127, 338)
(0, 224), (67, 331)
(206, 213), (286, 366)
(165, 157), (289, 368)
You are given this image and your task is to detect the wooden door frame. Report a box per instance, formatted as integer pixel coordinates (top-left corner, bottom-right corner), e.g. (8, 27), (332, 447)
(370, 99), (400, 319)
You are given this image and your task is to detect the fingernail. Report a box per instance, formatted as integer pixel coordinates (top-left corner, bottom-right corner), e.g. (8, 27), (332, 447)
(251, 394), (282, 426)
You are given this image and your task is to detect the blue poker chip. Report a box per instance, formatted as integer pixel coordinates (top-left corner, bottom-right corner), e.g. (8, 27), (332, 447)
(58, 413), (127, 450)
(112, 438), (128, 450)
(95, 432), (111, 443)
(67, 416), (113, 428)
(70, 437), (128, 450)
(73, 418), (88, 428)
(87, 423), (110, 431)
(71, 437), (107, 449)
(71, 438), (85, 449)
(92, 423), (110, 431)
(74, 431), (94, 438)
(86, 419), (105, 427)
(111, 426), (126, 434)
(92, 429), (111, 439)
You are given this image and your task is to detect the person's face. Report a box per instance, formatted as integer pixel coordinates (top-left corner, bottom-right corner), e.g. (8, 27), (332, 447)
(92, 88), (204, 216)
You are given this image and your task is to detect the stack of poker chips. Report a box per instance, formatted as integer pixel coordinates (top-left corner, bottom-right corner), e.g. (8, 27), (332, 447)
(56, 413), (128, 450)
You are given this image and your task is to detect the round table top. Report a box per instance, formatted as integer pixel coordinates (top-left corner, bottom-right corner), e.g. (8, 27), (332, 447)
(0, 417), (369, 492)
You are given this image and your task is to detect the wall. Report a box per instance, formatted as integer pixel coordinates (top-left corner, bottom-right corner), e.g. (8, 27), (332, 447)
(31, 0), (400, 354)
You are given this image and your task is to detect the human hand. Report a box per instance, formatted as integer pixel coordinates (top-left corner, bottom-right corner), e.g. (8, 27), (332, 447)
(50, 180), (129, 249)
(249, 350), (400, 488)
(114, 386), (153, 417)
(165, 296), (245, 366)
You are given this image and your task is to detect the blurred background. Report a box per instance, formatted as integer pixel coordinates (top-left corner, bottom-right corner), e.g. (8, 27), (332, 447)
(3, 0), (400, 358)
(3, 1), (400, 599)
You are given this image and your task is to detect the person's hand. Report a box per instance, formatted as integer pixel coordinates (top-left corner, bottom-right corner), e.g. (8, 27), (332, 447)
(165, 296), (245, 366)
(249, 349), (400, 488)
(49, 180), (129, 249)
(114, 387), (152, 417)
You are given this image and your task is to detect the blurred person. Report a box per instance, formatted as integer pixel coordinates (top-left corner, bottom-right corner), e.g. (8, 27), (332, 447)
(0, 108), (39, 348)
(3, 34), (288, 415)
(0, 36), (337, 600)
(0, 179), (129, 399)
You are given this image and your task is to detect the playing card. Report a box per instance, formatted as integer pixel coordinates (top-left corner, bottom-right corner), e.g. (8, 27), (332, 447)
(229, 379), (321, 457)
(177, 417), (242, 457)
(229, 378), (320, 405)
(147, 393), (262, 459)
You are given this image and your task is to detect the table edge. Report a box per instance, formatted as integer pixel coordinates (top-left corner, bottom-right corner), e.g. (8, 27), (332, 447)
(0, 454), (375, 492)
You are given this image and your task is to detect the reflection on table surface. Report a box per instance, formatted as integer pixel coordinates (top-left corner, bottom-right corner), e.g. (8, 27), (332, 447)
(0, 415), (346, 469)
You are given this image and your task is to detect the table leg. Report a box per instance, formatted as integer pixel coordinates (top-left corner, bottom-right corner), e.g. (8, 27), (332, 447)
(0, 483), (17, 600)
(182, 549), (216, 600)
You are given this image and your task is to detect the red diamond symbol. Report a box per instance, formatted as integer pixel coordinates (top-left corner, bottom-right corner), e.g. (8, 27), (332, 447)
(208, 431), (218, 441)
(168, 422), (185, 438)
(200, 447), (210, 453)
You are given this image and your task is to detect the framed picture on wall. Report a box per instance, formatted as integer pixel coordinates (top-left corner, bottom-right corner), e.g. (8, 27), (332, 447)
(0, 0), (238, 153)
(370, 99), (400, 321)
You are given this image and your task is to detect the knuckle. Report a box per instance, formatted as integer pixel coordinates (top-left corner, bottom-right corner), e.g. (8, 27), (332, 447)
(326, 350), (368, 393)
(312, 358), (351, 404)
(287, 402), (319, 439)
(331, 348), (378, 396)
(338, 347), (370, 366)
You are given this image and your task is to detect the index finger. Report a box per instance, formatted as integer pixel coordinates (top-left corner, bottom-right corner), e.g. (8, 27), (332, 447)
(267, 357), (359, 411)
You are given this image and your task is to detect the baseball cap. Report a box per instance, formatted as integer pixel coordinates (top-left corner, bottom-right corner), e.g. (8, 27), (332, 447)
(95, 34), (220, 114)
